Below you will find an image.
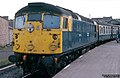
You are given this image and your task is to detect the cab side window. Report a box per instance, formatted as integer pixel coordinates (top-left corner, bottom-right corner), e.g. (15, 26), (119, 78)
(63, 18), (68, 29)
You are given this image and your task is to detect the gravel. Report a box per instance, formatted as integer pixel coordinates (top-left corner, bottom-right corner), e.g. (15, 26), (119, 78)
(0, 66), (23, 78)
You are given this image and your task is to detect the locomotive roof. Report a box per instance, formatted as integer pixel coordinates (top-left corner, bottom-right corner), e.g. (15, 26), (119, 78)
(16, 2), (71, 16)
(57, 6), (78, 19)
(76, 14), (94, 24)
(16, 2), (94, 23)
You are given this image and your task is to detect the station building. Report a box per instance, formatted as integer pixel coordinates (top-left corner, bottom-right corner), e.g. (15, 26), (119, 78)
(0, 16), (13, 47)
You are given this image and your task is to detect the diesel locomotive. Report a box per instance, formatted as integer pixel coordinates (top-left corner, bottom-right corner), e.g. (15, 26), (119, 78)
(9, 2), (119, 76)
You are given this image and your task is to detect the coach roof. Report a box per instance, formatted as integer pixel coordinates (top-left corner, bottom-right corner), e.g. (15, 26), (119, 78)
(15, 2), (71, 16)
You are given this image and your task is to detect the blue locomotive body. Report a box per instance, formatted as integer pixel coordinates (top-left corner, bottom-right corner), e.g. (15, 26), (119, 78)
(62, 19), (98, 52)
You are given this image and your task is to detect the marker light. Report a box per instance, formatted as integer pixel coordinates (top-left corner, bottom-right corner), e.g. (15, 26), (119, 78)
(27, 23), (34, 33)
(27, 44), (34, 51)
(49, 43), (57, 51)
(53, 34), (58, 40)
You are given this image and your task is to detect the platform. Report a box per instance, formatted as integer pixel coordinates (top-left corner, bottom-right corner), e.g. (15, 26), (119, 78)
(53, 41), (120, 78)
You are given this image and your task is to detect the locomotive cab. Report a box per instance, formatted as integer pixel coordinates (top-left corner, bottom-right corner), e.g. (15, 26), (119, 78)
(13, 13), (63, 54)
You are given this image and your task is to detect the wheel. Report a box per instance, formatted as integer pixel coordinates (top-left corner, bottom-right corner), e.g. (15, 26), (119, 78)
(46, 65), (57, 77)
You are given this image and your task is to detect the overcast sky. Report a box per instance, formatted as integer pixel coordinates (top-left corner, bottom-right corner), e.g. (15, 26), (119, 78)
(1, 0), (120, 19)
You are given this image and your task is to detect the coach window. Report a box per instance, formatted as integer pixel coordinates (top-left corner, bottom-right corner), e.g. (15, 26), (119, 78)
(63, 18), (68, 29)
(100, 26), (102, 34)
(103, 27), (105, 34)
(15, 15), (26, 29)
(109, 27), (111, 34)
(106, 27), (107, 33)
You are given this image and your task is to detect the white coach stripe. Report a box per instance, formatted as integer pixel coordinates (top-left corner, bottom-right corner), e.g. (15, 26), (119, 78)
(79, 55), (83, 58)
(64, 64), (70, 69)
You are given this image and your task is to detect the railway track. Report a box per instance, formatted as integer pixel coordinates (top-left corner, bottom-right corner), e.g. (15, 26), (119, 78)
(21, 70), (39, 78)
(0, 64), (15, 71)
(21, 71), (52, 78)
(21, 73), (31, 78)
(0, 64), (23, 78)
(0, 54), (99, 77)
(0, 63), (52, 78)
